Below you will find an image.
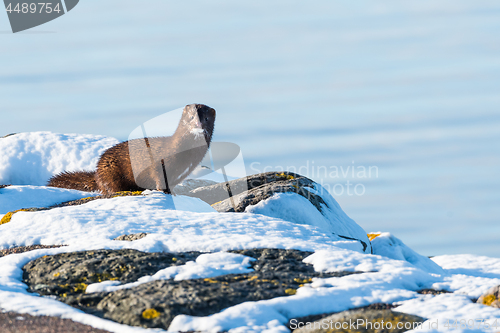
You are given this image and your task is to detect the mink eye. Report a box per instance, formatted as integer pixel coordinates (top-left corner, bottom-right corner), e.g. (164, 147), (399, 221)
(205, 117), (208, 121)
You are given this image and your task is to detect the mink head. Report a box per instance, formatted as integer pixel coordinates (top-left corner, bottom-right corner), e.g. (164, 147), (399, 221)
(181, 103), (216, 143)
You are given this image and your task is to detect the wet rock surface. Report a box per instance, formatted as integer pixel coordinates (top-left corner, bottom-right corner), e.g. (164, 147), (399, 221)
(291, 306), (425, 333)
(23, 248), (355, 330)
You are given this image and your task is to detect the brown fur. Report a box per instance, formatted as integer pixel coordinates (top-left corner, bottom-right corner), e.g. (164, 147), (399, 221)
(48, 104), (216, 194)
(47, 171), (98, 192)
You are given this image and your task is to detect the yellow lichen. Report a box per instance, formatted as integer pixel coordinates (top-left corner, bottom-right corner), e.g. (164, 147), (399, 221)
(87, 272), (119, 283)
(482, 294), (497, 306)
(171, 257), (177, 262)
(0, 208), (31, 225)
(53, 272), (60, 277)
(142, 308), (160, 320)
(112, 191), (143, 198)
(293, 278), (312, 284)
(277, 172), (295, 180)
(285, 288), (297, 295)
(114, 264), (129, 273)
(211, 200), (223, 206)
(73, 283), (88, 293)
(367, 233), (382, 241)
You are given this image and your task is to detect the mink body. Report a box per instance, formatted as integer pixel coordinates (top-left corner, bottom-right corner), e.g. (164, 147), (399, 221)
(48, 104), (216, 194)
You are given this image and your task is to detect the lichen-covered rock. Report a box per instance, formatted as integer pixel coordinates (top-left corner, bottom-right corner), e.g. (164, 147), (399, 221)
(23, 248), (355, 330)
(185, 171), (298, 205)
(23, 249), (201, 303)
(477, 285), (500, 308)
(291, 308), (425, 333)
(96, 249), (353, 330)
(191, 172), (371, 253)
(211, 172), (325, 213)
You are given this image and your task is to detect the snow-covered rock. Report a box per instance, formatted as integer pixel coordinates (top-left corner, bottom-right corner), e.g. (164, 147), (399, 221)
(0, 132), (118, 186)
(1, 132), (500, 333)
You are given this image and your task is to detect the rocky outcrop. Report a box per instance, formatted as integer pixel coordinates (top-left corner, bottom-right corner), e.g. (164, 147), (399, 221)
(23, 248), (356, 330)
(23, 249), (201, 300)
(477, 285), (500, 308)
(186, 172), (371, 253)
(291, 307), (425, 333)
(184, 172), (301, 206)
(0, 311), (112, 333)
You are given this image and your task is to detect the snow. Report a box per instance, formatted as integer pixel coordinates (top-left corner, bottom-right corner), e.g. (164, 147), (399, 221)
(0, 132), (118, 186)
(370, 232), (444, 275)
(0, 132), (500, 333)
(0, 190), (362, 253)
(0, 185), (99, 216)
(246, 191), (371, 253)
(86, 252), (255, 293)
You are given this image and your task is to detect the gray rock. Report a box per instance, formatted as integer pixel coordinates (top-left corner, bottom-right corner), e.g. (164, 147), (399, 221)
(113, 233), (148, 241)
(0, 311), (112, 333)
(23, 248), (356, 330)
(0, 244), (65, 257)
(23, 249), (201, 301)
(185, 171), (301, 206)
(211, 172), (325, 213)
(417, 289), (450, 296)
(477, 285), (500, 308)
(184, 172), (371, 253)
(291, 308), (425, 333)
(96, 248), (354, 330)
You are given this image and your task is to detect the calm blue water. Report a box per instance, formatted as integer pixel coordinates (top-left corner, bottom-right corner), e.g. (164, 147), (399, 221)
(1, 1), (500, 257)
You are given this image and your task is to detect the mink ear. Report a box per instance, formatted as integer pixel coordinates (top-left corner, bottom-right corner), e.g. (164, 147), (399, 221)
(210, 108), (216, 118)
